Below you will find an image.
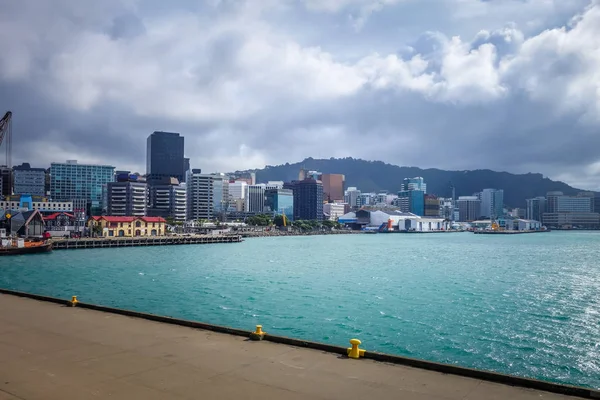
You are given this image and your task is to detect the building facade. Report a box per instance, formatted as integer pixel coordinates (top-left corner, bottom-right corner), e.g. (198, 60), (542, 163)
(284, 178), (324, 221)
(403, 177), (426, 193)
(424, 195), (441, 217)
(146, 131), (186, 184)
(526, 197), (546, 221)
(246, 184), (266, 214)
(0, 166), (12, 196)
(13, 163), (46, 196)
(148, 181), (186, 222)
(50, 160), (115, 215)
(344, 187), (361, 209)
(397, 190), (425, 216)
(264, 188), (294, 221)
(479, 188), (504, 219)
(88, 216), (166, 237)
(107, 180), (148, 217)
(323, 203), (345, 221)
(457, 196), (481, 222)
(320, 173), (345, 202)
(0, 196), (73, 213)
(186, 171), (228, 221)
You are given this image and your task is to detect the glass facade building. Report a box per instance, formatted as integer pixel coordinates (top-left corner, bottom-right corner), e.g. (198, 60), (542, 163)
(146, 131), (185, 184)
(284, 178), (323, 221)
(264, 188), (294, 221)
(397, 190), (425, 216)
(50, 161), (115, 216)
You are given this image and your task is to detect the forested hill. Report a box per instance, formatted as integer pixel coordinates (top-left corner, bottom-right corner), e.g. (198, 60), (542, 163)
(233, 157), (586, 207)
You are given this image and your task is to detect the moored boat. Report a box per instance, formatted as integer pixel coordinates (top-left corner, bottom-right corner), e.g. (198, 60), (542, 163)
(0, 238), (53, 256)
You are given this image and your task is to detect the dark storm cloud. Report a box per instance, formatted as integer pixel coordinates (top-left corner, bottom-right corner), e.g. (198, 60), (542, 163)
(0, 0), (599, 188)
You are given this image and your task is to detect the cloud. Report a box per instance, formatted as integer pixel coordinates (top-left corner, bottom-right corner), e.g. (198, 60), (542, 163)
(0, 0), (600, 191)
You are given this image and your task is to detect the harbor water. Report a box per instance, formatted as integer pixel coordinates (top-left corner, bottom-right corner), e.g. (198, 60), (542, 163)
(1, 232), (599, 388)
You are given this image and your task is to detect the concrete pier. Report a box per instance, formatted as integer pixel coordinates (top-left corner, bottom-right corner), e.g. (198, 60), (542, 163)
(52, 235), (242, 250)
(0, 294), (592, 400)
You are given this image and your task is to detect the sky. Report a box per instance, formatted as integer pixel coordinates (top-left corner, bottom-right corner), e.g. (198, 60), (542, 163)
(1, 0), (599, 189)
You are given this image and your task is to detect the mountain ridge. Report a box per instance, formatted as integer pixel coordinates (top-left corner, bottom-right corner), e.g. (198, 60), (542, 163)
(232, 157), (589, 208)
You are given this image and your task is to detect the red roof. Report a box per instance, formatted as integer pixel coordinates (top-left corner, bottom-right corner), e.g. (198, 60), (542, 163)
(43, 212), (75, 221)
(90, 216), (166, 223)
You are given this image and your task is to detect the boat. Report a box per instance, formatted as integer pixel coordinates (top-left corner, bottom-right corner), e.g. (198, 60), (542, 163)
(0, 238), (53, 256)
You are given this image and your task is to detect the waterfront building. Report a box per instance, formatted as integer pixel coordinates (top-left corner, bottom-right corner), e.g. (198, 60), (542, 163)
(397, 190), (425, 216)
(264, 188), (294, 221)
(402, 177), (426, 193)
(284, 178), (324, 221)
(479, 188), (504, 219)
(43, 212), (77, 233)
(246, 184), (266, 214)
(107, 175), (148, 217)
(13, 163), (46, 196)
(320, 173), (345, 202)
(186, 170), (228, 221)
(323, 203), (345, 221)
(50, 160), (115, 216)
(438, 197), (454, 220)
(88, 216), (166, 237)
(0, 195), (73, 213)
(542, 212), (600, 229)
(148, 178), (186, 222)
(457, 196), (481, 222)
(146, 131), (186, 184)
(344, 187), (361, 209)
(0, 166), (12, 196)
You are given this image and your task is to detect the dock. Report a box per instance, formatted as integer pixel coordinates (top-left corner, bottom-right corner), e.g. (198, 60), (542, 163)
(0, 292), (596, 400)
(52, 235), (242, 250)
(473, 230), (549, 235)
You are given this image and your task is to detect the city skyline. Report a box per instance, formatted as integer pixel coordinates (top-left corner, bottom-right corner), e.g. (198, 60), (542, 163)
(1, 1), (600, 189)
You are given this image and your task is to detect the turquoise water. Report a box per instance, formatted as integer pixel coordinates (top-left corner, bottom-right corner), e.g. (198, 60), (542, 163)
(1, 232), (599, 388)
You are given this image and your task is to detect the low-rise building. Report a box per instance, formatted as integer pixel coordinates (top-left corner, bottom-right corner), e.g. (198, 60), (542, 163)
(0, 195), (73, 213)
(323, 203), (345, 221)
(88, 216), (167, 237)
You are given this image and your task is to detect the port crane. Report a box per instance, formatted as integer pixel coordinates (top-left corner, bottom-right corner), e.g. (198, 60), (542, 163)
(0, 111), (12, 167)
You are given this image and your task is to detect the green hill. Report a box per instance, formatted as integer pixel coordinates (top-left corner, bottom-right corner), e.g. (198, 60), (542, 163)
(233, 157), (588, 207)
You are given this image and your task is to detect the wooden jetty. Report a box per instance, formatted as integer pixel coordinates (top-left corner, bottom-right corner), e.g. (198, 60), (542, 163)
(52, 235), (242, 250)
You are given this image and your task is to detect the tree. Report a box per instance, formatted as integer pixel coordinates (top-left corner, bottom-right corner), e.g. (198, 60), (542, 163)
(273, 215), (288, 227)
(246, 214), (272, 226)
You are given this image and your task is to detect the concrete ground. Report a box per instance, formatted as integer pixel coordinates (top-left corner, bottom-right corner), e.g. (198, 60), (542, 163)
(0, 294), (581, 400)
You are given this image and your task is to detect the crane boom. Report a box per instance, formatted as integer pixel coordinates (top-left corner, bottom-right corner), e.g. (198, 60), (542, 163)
(0, 111), (12, 167)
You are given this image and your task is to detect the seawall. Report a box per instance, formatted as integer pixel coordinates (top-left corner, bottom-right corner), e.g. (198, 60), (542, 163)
(0, 287), (598, 399)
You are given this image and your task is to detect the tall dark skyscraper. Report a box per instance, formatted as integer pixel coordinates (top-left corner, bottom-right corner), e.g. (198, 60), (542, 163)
(146, 131), (185, 184)
(284, 178), (324, 221)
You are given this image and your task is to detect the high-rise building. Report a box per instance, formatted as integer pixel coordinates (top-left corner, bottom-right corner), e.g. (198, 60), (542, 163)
(148, 178), (187, 222)
(246, 184), (266, 214)
(107, 176), (148, 217)
(146, 131), (186, 184)
(479, 188), (504, 219)
(323, 203), (345, 221)
(186, 170), (228, 221)
(0, 166), (12, 196)
(284, 178), (324, 221)
(320, 173), (345, 202)
(402, 177), (426, 193)
(457, 196), (481, 222)
(264, 188), (294, 221)
(526, 197), (546, 221)
(397, 190), (425, 216)
(13, 163), (45, 196)
(344, 187), (361, 209)
(50, 160), (115, 215)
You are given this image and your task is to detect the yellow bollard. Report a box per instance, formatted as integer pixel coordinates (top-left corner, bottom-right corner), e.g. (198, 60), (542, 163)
(249, 325), (266, 341)
(347, 338), (365, 359)
(70, 296), (78, 307)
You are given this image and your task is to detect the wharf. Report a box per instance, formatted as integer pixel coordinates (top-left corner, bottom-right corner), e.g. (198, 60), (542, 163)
(0, 292), (596, 400)
(473, 230), (549, 235)
(52, 235), (242, 250)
